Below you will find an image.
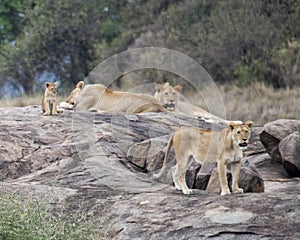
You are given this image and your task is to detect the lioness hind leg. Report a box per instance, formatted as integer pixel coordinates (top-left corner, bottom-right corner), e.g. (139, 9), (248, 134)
(172, 165), (182, 191)
(173, 163), (192, 195)
(231, 161), (243, 194)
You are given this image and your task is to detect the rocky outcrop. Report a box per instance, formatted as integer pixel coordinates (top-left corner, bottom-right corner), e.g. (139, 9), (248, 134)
(0, 106), (299, 239)
(279, 132), (300, 177)
(259, 119), (300, 177)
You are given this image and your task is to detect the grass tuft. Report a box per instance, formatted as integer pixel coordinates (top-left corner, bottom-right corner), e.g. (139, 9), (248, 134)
(0, 191), (106, 240)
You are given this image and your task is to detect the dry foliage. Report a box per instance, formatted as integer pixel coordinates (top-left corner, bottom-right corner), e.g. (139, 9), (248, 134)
(182, 83), (300, 126)
(0, 95), (66, 108)
(1, 84), (298, 126)
(219, 84), (300, 126)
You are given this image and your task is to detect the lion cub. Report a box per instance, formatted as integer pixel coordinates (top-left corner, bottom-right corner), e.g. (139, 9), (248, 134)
(42, 82), (59, 115)
(153, 121), (253, 196)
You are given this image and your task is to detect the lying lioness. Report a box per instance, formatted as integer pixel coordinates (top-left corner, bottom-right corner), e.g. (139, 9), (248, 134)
(68, 83), (169, 114)
(153, 121), (253, 196)
(59, 81), (85, 110)
(155, 82), (241, 124)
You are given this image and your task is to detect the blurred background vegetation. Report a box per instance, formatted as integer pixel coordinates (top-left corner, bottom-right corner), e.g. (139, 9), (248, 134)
(0, 0), (299, 124)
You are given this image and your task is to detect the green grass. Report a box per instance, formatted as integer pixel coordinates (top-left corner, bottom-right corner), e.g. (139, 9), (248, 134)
(0, 191), (105, 240)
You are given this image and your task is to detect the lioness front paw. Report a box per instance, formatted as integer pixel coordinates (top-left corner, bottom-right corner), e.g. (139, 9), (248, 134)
(233, 188), (244, 194)
(183, 188), (193, 195)
(44, 112), (50, 116)
(220, 190), (231, 196)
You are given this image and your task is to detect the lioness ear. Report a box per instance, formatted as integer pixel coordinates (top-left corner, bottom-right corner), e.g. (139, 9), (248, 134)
(228, 122), (235, 130)
(244, 120), (253, 129)
(174, 85), (182, 92)
(76, 81), (84, 89)
(105, 87), (113, 94)
(45, 82), (50, 88)
(155, 84), (163, 92)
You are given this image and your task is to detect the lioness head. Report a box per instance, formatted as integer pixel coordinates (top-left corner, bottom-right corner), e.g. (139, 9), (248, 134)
(45, 82), (57, 96)
(66, 81), (85, 105)
(154, 82), (182, 111)
(229, 120), (253, 150)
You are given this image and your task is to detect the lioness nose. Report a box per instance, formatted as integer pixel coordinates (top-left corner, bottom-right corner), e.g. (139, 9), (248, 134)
(243, 139), (247, 142)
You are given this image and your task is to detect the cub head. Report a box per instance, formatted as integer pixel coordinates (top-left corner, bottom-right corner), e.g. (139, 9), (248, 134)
(229, 120), (253, 150)
(66, 81), (85, 105)
(154, 82), (181, 111)
(45, 82), (57, 96)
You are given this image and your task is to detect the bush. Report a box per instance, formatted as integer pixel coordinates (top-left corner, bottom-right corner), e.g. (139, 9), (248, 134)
(0, 191), (105, 240)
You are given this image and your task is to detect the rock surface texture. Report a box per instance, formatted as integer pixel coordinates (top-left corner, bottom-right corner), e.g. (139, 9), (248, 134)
(0, 106), (299, 239)
(260, 119), (300, 177)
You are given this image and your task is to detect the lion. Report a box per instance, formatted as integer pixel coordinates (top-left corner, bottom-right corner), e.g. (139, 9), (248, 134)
(154, 83), (182, 111)
(42, 82), (61, 115)
(73, 83), (169, 114)
(59, 81), (85, 110)
(153, 120), (253, 196)
(155, 82), (241, 124)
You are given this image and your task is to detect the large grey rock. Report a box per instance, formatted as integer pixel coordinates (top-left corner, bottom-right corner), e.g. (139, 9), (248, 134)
(259, 119), (300, 162)
(244, 153), (290, 180)
(0, 106), (299, 240)
(206, 166), (264, 193)
(278, 131), (300, 177)
(126, 136), (169, 172)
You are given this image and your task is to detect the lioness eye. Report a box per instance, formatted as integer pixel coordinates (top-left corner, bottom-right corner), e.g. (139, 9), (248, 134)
(237, 131), (241, 134)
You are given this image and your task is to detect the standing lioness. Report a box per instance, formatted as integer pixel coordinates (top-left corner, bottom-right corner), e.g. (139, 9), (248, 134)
(153, 121), (253, 196)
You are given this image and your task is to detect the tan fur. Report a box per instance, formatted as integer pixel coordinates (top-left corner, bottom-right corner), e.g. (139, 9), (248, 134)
(66, 81), (85, 104)
(153, 121), (253, 196)
(155, 82), (182, 111)
(74, 83), (169, 114)
(154, 82), (241, 124)
(42, 82), (60, 116)
(59, 81), (85, 110)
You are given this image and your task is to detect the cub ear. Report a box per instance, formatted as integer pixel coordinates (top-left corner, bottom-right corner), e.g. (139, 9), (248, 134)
(228, 122), (236, 130)
(76, 81), (84, 89)
(244, 120), (254, 129)
(53, 82), (58, 88)
(45, 82), (50, 88)
(174, 85), (182, 92)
